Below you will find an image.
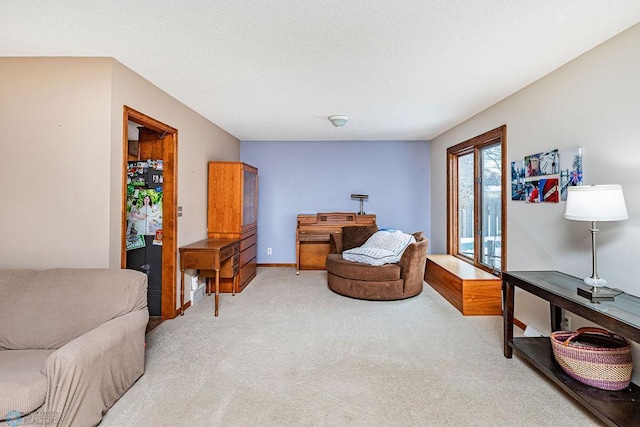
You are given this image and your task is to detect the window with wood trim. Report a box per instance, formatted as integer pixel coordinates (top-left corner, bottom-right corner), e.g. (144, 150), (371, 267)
(447, 126), (507, 275)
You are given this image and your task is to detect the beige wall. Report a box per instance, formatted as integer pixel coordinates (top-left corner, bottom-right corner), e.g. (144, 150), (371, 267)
(0, 58), (113, 268)
(1, 57), (240, 308)
(109, 59), (240, 263)
(430, 23), (640, 378)
(109, 58), (239, 305)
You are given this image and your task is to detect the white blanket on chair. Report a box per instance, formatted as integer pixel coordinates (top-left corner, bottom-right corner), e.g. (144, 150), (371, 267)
(342, 230), (415, 266)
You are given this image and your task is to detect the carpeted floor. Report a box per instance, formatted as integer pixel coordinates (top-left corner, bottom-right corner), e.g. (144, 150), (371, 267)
(100, 267), (601, 426)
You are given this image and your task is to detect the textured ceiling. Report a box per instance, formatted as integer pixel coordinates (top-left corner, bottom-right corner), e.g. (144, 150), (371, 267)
(2, 1), (640, 141)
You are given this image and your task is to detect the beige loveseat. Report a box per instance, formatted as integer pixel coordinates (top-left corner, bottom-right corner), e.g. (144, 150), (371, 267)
(0, 269), (149, 426)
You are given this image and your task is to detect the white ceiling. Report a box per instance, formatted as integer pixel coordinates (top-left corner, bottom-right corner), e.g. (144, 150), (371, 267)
(2, 1), (640, 141)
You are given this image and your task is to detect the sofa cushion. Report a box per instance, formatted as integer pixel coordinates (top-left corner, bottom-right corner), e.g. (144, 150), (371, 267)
(326, 254), (401, 282)
(341, 225), (378, 252)
(0, 350), (53, 420)
(0, 269), (147, 350)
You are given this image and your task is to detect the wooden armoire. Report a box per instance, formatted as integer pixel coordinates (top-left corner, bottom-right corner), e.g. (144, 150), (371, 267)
(207, 162), (258, 293)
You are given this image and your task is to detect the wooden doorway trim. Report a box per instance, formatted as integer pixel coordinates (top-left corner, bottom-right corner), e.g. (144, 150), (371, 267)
(122, 106), (178, 320)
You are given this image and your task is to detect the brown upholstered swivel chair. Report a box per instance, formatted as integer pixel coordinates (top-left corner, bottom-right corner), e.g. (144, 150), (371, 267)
(326, 227), (428, 300)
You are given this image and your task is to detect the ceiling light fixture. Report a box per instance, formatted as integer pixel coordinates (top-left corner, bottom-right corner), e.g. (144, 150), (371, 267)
(328, 115), (348, 128)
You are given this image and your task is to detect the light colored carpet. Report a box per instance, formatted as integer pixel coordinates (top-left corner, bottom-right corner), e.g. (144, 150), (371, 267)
(100, 267), (600, 426)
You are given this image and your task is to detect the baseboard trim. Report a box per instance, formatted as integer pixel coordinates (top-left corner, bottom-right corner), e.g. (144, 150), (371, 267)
(173, 300), (191, 318)
(513, 316), (526, 331)
(257, 263), (297, 268)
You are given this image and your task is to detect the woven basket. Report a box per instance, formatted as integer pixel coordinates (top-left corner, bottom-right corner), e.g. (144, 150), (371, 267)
(550, 327), (633, 391)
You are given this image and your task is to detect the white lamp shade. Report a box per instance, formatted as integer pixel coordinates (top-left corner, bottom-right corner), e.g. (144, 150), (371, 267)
(564, 184), (629, 221)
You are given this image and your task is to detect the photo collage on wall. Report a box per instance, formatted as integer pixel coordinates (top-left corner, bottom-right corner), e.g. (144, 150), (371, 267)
(125, 159), (164, 250)
(511, 147), (582, 203)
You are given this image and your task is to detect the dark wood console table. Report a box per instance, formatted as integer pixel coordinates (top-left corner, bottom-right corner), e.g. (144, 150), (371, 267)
(179, 238), (240, 316)
(503, 271), (640, 426)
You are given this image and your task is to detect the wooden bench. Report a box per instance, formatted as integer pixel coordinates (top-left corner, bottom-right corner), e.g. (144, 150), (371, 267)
(424, 254), (502, 316)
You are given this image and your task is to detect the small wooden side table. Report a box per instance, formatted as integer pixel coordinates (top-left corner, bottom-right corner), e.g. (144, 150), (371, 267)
(179, 238), (240, 316)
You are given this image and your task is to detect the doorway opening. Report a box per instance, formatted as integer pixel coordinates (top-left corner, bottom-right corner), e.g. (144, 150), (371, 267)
(122, 106), (178, 324)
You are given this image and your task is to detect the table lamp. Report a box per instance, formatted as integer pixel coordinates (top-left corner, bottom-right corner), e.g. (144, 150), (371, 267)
(564, 184), (628, 300)
(351, 194), (368, 215)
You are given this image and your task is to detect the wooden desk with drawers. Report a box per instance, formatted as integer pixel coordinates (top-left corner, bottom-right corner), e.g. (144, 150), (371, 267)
(179, 238), (240, 316)
(296, 212), (376, 273)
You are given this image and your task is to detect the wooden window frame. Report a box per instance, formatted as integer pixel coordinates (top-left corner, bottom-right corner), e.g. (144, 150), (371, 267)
(447, 125), (507, 275)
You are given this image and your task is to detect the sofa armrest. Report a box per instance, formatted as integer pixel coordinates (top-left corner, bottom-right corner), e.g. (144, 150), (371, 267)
(399, 238), (429, 293)
(329, 233), (344, 254)
(42, 308), (148, 426)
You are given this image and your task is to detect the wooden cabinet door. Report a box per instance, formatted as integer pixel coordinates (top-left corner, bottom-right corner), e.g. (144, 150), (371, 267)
(241, 165), (258, 233)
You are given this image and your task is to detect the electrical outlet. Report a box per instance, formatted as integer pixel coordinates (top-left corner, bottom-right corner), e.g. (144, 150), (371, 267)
(267, 247), (272, 255)
(562, 315), (572, 331)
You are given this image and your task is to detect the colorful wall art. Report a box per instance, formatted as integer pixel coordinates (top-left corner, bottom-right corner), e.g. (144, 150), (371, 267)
(539, 149), (559, 176)
(524, 154), (540, 178)
(511, 160), (526, 201)
(512, 147), (581, 203)
(559, 147), (583, 201)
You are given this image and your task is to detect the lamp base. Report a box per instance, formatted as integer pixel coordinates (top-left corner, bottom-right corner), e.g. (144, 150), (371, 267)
(576, 284), (621, 302)
(584, 276), (607, 287)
